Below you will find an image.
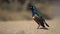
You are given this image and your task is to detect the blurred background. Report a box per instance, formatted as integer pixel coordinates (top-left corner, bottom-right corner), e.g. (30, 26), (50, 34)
(0, 0), (60, 34)
(0, 0), (60, 21)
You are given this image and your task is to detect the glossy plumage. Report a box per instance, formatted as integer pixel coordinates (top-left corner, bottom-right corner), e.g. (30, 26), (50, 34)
(31, 6), (49, 28)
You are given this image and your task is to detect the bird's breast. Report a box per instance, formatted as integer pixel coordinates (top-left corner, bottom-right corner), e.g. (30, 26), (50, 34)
(33, 16), (39, 23)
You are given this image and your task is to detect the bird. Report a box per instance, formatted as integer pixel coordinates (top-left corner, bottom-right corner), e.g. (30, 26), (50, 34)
(31, 5), (49, 29)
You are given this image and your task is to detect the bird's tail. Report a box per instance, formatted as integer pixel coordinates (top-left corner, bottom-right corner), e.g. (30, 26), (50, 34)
(44, 21), (49, 27)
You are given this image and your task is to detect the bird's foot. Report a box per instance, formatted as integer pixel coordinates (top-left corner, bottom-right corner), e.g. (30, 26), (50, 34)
(37, 27), (40, 29)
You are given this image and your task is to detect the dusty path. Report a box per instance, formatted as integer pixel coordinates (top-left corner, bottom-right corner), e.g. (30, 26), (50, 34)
(0, 17), (60, 34)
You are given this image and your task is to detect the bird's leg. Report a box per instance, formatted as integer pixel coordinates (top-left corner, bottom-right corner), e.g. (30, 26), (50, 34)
(36, 24), (40, 29)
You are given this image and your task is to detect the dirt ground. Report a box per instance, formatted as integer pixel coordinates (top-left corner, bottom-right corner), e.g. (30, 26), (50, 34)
(0, 17), (60, 34)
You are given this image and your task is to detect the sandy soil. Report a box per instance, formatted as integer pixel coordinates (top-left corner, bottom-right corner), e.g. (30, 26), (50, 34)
(0, 17), (60, 34)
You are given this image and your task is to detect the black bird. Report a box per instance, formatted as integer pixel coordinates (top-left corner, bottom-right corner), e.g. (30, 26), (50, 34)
(31, 5), (49, 29)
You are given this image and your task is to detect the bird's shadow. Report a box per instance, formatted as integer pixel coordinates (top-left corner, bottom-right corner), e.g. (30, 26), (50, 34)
(37, 27), (49, 30)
